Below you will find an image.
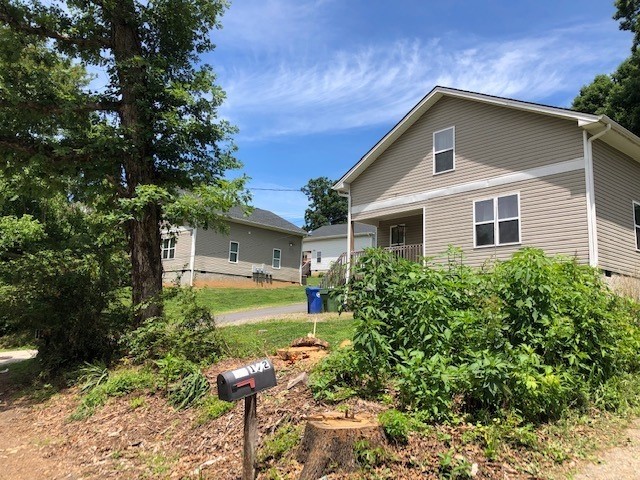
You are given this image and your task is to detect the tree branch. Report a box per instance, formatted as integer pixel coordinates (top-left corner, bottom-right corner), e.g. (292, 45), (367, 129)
(0, 136), (92, 164)
(0, 99), (120, 114)
(0, 4), (112, 49)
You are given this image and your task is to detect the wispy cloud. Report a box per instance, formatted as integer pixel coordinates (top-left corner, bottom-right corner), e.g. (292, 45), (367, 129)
(219, 21), (630, 141)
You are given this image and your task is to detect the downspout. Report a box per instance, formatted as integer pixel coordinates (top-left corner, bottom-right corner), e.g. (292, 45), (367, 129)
(189, 227), (197, 287)
(422, 206), (427, 266)
(583, 123), (611, 268)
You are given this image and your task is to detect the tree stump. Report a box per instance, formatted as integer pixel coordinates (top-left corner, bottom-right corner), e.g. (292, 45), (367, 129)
(296, 411), (384, 480)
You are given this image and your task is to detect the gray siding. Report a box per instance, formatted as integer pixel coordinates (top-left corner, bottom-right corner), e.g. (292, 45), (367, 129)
(377, 215), (423, 248)
(194, 223), (302, 283)
(593, 141), (640, 276)
(350, 96), (584, 208)
(424, 170), (589, 266)
(162, 229), (194, 284)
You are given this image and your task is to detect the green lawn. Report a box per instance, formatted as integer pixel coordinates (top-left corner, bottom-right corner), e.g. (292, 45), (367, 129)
(220, 316), (355, 358)
(195, 286), (307, 314)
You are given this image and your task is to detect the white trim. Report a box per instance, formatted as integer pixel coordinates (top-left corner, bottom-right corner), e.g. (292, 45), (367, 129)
(351, 157), (584, 216)
(584, 125), (610, 267)
(633, 201), (640, 252)
(389, 224), (406, 246)
(189, 227), (197, 287)
(473, 192), (521, 248)
(422, 207), (427, 266)
(346, 189), (352, 285)
(272, 248), (282, 269)
(228, 240), (239, 263)
(161, 237), (176, 260)
(433, 126), (455, 175)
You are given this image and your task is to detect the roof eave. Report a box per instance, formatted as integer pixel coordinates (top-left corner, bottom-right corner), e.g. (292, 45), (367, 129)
(229, 217), (306, 237)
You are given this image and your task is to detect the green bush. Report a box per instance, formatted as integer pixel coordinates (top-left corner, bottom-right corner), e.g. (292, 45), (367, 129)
(339, 247), (640, 424)
(378, 409), (413, 444)
(308, 346), (362, 402)
(169, 369), (209, 409)
(125, 287), (222, 365)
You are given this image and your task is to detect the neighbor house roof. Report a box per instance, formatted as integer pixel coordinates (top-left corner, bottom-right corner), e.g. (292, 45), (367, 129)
(227, 206), (306, 236)
(334, 86), (640, 192)
(305, 222), (376, 240)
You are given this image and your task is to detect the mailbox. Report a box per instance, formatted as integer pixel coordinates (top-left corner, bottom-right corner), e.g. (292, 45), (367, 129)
(217, 358), (277, 402)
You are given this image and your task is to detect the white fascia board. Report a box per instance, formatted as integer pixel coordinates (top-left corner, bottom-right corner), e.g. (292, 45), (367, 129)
(302, 232), (373, 242)
(334, 86), (600, 190)
(351, 157), (585, 215)
(228, 218), (306, 237)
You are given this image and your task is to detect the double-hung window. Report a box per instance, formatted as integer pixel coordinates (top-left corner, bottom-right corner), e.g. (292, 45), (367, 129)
(390, 224), (405, 246)
(474, 194), (520, 247)
(161, 238), (176, 259)
(229, 241), (239, 263)
(433, 127), (455, 174)
(634, 202), (640, 250)
(316, 251), (322, 263)
(272, 249), (282, 269)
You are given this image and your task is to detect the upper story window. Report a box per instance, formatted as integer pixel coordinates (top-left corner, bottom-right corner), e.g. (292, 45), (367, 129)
(390, 224), (406, 246)
(272, 249), (282, 269)
(433, 126), (455, 174)
(229, 241), (239, 263)
(474, 193), (520, 247)
(161, 238), (176, 259)
(634, 202), (640, 250)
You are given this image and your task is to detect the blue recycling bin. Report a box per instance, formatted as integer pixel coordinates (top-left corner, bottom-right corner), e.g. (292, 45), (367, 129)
(305, 286), (323, 314)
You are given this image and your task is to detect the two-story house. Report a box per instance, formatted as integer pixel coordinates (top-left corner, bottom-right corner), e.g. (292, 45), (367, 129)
(333, 86), (640, 278)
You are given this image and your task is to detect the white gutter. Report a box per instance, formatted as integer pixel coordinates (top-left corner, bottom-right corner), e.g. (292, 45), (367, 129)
(583, 123), (611, 268)
(189, 227), (197, 286)
(345, 189), (352, 284)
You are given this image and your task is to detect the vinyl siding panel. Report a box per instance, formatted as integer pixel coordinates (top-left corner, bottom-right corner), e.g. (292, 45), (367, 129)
(350, 96), (584, 208)
(303, 234), (375, 272)
(378, 215), (423, 248)
(161, 229), (194, 278)
(194, 223), (302, 283)
(425, 170), (588, 266)
(593, 141), (640, 276)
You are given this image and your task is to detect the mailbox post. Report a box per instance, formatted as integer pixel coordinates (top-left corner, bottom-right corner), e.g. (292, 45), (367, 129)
(217, 358), (277, 480)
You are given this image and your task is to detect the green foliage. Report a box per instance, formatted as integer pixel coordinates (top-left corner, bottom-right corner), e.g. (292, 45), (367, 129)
(168, 369), (209, 409)
(72, 368), (156, 420)
(378, 409), (413, 444)
(196, 396), (234, 425)
(258, 423), (302, 465)
(337, 247), (640, 424)
(77, 362), (109, 393)
(437, 450), (472, 479)
(125, 287), (222, 365)
(353, 439), (389, 470)
(301, 177), (347, 231)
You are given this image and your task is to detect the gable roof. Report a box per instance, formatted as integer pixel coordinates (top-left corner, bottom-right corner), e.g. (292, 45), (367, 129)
(305, 222), (376, 240)
(227, 206), (306, 236)
(334, 86), (640, 192)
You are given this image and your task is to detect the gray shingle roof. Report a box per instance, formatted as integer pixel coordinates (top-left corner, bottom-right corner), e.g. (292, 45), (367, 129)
(227, 206), (306, 235)
(308, 222), (376, 239)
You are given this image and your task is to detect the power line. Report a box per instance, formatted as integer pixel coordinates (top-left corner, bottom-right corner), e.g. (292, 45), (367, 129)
(249, 187), (301, 192)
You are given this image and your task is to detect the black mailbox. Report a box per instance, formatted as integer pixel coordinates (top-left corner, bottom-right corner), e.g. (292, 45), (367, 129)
(217, 358), (277, 402)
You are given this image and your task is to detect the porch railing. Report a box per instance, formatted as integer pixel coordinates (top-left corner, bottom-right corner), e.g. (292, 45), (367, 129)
(319, 244), (423, 289)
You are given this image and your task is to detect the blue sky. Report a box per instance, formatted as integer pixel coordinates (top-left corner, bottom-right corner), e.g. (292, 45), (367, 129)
(205, 0), (633, 227)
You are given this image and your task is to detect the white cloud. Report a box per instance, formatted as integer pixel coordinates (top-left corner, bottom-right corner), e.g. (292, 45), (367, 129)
(219, 21), (631, 140)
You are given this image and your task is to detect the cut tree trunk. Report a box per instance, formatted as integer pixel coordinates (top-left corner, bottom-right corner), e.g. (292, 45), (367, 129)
(296, 412), (384, 480)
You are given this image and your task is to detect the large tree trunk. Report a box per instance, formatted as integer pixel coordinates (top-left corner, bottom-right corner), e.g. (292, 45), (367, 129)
(111, 0), (163, 324)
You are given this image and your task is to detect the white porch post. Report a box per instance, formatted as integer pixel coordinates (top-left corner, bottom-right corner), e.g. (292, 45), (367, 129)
(345, 188), (352, 284)
(189, 227), (197, 287)
(422, 206), (427, 266)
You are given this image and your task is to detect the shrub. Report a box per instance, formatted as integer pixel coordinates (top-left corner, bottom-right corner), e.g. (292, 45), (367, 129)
(378, 409), (412, 444)
(169, 369), (210, 409)
(308, 346), (362, 402)
(258, 422), (302, 465)
(337, 247), (640, 424)
(125, 287), (222, 365)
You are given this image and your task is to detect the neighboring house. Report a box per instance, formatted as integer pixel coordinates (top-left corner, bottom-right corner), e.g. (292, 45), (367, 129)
(162, 206), (306, 285)
(333, 86), (640, 278)
(303, 223), (377, 273)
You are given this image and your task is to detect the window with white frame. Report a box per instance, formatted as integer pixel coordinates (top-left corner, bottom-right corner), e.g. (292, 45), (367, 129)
(316, 251), (322, 263)
(433, 127), (455, 174)
(474, 194), (520, 247)
(272, 249), (282, 269)
(161, 238), (176, 259)
(390, 224), (406, 246)
(229, 241), (239, 263)
(634, 201), (640, 250)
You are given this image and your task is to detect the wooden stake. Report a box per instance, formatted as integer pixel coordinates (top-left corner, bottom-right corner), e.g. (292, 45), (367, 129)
(243, 393), (257, 480)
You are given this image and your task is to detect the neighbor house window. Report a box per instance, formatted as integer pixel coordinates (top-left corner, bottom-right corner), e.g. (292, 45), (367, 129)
(161, 238), (176, 259)
(229, 241), (239, 263)
(634, 201), (640, 250)
(272, 249), (282, 269)
(390, 224), (406, 246)
(474, 193), (520, 247)
(316, 251), (322, 263)
(433, 126), (455, 174)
